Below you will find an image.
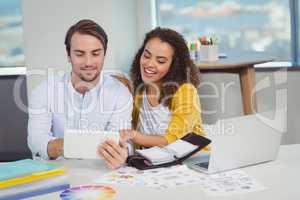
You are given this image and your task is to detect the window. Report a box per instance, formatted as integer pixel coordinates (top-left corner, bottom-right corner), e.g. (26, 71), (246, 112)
(297, 0), (300, 64)
(0, 0), (24, 67)
(156, 0), (292, 62)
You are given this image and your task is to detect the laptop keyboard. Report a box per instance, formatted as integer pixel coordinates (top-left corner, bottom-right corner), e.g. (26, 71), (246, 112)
(195, 162), (209, 169)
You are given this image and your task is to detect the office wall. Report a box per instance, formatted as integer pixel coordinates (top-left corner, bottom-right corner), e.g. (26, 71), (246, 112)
(22, 0), (299, 144)
(22, 0), (141, 94)
(199, 70), (297, 144)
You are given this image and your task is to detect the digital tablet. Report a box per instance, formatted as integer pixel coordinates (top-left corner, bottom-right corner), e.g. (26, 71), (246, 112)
(64, 129), (119, 159)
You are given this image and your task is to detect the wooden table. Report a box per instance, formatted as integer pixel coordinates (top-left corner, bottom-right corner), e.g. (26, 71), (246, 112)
(196, 52), (273, 115)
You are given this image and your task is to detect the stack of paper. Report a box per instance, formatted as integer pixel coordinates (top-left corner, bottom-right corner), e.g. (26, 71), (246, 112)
(0, 159), (69, 200)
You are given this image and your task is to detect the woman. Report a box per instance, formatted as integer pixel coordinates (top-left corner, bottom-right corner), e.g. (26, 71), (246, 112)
(98, 27), (206, 169)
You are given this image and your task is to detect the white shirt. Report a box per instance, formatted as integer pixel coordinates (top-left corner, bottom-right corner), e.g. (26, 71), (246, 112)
(138, 92), (171, 135)
(27, 71), (133, 159)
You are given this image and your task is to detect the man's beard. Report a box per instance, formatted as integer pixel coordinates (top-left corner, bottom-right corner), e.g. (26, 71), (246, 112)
(79, 71), (100, 82)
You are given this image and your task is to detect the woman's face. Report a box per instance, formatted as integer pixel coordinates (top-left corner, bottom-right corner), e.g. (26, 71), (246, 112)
(140, 37), (174, 85)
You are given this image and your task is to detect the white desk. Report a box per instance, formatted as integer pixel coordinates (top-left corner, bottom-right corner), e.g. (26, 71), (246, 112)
(28, 144), (300, 200)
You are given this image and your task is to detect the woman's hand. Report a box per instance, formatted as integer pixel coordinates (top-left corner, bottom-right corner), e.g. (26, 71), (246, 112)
(119, 129), (139, 143)
(97, 139), (128, 170)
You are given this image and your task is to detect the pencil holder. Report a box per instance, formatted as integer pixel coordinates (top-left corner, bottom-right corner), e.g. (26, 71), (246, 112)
(199, 45), (218, 62)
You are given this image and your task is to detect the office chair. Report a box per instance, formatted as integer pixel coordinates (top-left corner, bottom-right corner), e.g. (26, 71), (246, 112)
(0, 74), (32, 161)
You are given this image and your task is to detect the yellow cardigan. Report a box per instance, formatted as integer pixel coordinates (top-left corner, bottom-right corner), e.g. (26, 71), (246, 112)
(132, 83), (206, 144)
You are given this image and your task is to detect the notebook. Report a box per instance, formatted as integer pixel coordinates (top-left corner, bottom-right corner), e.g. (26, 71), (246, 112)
(0, 168), (66, 189)
(0, 159), (68, 200)
(0, 159), (60, 181)
(136, 140), (198, 165)
(0, 175), (69, 200)
(127, 133), (211, 170)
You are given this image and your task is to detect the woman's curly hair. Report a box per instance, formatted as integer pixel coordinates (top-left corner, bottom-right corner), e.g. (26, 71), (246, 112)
(130, 27), (200, 108)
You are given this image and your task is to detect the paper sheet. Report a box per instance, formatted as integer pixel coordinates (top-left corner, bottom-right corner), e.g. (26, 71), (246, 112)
(94, 165), (197, 189)
(195, 169), (267, 196)
(94, 165), (266, 195)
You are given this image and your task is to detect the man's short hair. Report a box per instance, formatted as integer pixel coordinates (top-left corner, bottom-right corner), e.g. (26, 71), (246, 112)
(64, 19), (108, 55)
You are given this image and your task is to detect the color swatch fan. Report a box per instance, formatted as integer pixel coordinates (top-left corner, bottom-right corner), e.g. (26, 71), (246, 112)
(60, 185), (116, 200)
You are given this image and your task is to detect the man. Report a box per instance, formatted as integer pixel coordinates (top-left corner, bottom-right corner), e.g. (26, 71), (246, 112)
(27, 19), (132, 167)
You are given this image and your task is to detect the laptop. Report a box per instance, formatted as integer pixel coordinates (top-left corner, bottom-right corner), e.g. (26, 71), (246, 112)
(186, 112), (284, 174)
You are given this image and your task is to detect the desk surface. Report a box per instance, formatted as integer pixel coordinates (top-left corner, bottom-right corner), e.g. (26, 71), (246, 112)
(196, 52), (274, 70)
(0, 67), (26, 76)
(28, 144), (300, 200)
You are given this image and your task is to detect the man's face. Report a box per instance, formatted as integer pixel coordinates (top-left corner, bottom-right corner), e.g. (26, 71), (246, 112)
(68, 32), (105, 83)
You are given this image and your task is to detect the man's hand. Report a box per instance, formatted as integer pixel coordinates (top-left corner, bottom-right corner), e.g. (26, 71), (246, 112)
(47, 138), (64, 159)
(98, 139), (128, 169)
